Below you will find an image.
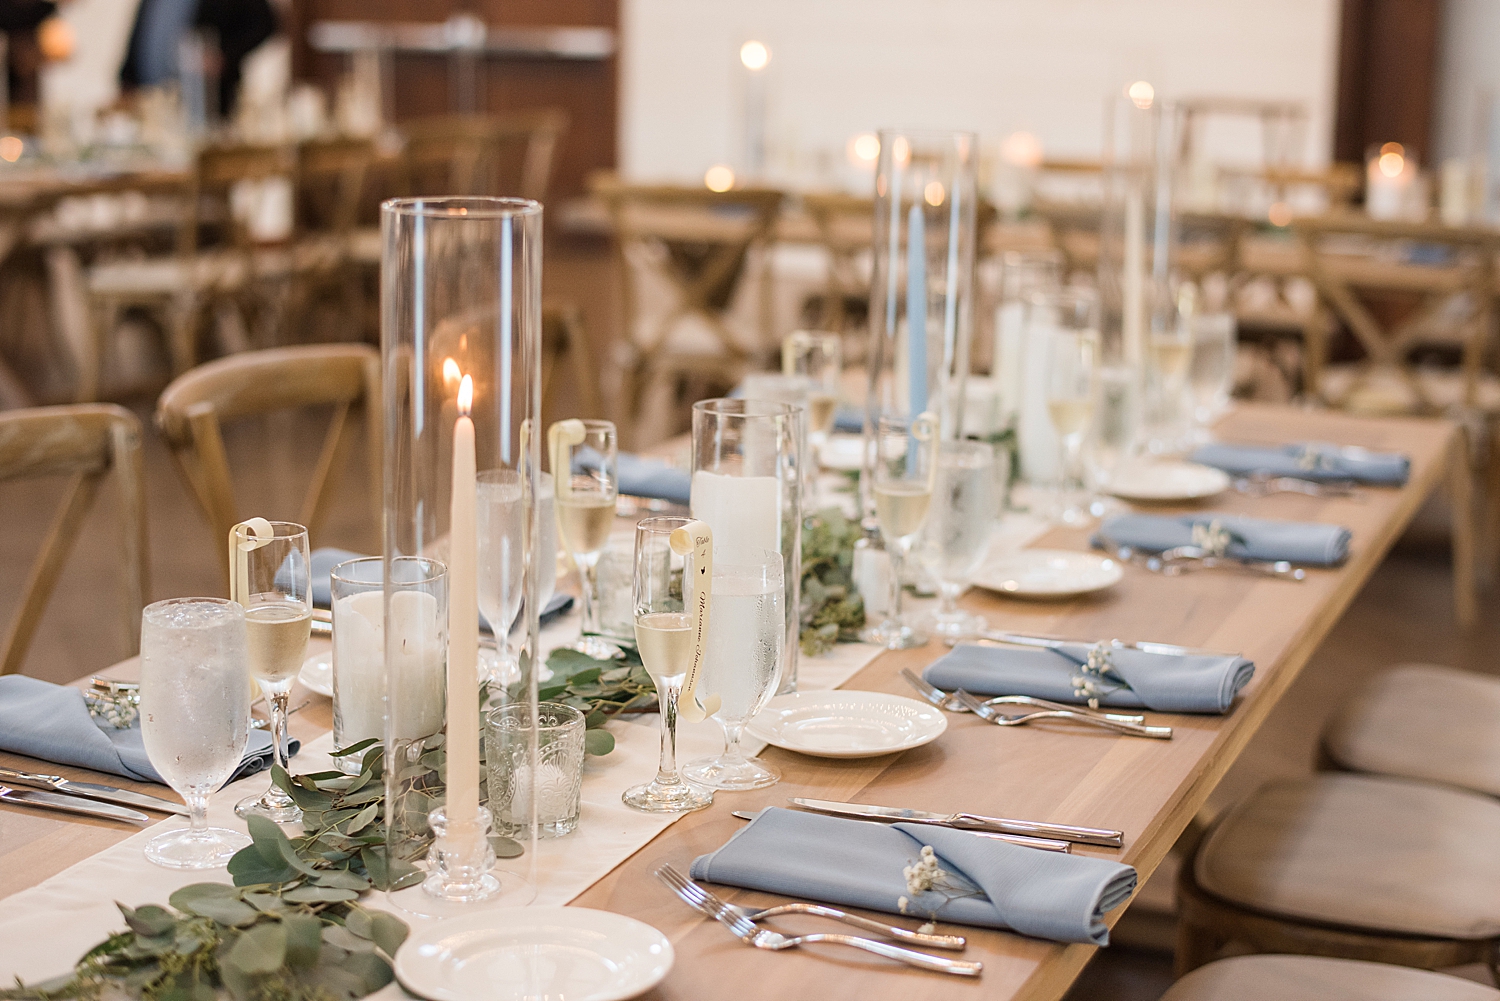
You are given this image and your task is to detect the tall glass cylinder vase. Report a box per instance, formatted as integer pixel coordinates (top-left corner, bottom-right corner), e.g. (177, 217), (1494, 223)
(864, 128), (978, 526)
(381, 197), (543, 911)
(1097, 90), (1182, 457)
(689, 399), (802, 696)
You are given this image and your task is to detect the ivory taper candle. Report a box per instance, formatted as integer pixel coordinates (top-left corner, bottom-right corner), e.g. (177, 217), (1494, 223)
(447, 374), (480, 835)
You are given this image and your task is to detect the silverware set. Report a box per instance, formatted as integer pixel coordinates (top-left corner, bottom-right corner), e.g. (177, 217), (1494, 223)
(1104, 541), (1307, 581)
(0, 767), (186, 823)
(654, 864), (983, 976)
(1232, 471), (1359, 499)
(901, 668), (1173, 740)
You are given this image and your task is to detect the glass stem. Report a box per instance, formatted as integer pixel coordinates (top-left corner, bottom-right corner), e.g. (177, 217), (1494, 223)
(722, 721), (747, 765)
(267, 690), (292, 805)
(187, 791), (209, 835)
(938, 580), (962, 618)
(655, 677), (683, 786)
(575, 551), (603, 635)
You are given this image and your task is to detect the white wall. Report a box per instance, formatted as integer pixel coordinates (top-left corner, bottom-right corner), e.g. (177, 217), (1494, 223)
(38, 0), (141, 111)
(620, 0), (1342, 184)
(1432, 0), (1500, 165)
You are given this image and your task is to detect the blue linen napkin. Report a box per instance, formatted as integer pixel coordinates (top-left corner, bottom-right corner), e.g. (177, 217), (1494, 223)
(1096, 513), (1351, 566)
(1190, 441), (1409, 486)
(309, 548), (574, 628)
(691, 807), (1136, 945)
(0, 675), (298, 786)
(617, 453), (691, 505)
(833, 404), (864, 433)
(924, 643), (1254, 714)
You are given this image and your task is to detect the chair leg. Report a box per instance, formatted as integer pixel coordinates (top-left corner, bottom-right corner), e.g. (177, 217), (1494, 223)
(1174, 916), (1224, 978)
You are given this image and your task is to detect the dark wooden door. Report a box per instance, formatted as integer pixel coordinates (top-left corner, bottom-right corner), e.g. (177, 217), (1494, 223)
(1333, 0), (1441, 164)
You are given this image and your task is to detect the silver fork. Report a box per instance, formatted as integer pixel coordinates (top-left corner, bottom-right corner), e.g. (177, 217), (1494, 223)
(654, 864), (982, 976)
(1233, 472), (1358, 499)
(900, 668), (1146, 725)
(653, 860), (966, 949)
(954, 689), (1173, 739)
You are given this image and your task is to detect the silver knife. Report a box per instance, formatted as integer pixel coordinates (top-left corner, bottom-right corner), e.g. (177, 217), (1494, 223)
(954, 629), (1238, 660)
(731, 810), (1072, 853)
(0, 784), (150, 824)
(0, 768), (188, 815)
(789, 797), (1124, 848)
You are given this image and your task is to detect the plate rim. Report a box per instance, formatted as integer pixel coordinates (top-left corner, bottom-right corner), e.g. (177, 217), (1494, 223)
(297, 650), (333, 697)
(971, 548), (1124, 598)
(746, 689), (947, 758)
(1106, 460), (1231, 501)
(393, 905), (674, 1001)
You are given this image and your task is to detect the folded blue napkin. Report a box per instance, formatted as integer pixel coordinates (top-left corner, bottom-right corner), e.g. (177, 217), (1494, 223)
(1096, 513), (1351, 566)
(691, 807), (1136, 944)
(309, 548), (574, 628)
(924, 643), (1254, 714)
(1190, 441), (1408, 486)
(617, 453), (691, 505)
(0, 675), (298, 787)
(833, 404), (864, 433)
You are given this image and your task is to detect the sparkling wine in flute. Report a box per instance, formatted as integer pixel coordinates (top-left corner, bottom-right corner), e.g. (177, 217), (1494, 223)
(557, 494), (615, 555)
(875, 482), (933, 541)
(244, 598), (312, 684)
(807, 392), (838, 436)
(1149, 337), (1193, 382)
(1047, 397), (1092, 437)
(634, 611), (694, 682)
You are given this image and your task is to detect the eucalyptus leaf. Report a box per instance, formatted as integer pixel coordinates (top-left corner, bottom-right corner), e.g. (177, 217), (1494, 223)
(389, 870), (425, 891)
(311, 868), (371, 891)
(281, 913), (322, 970)
(343, 908), (373, 940)
(247, 815), (322, 878)
(320, 924), (375, 952)
(368, 912), (409, 958)
(584, 728), (615, 756)
(118, 903), (175, 938)
(225, 922), (286, 975)
(330, 737), (379, 758)
(284, 886), (360, 903)
(226, 846), (298, 887)
(166, 883), (238, 909)
(488, 835), (524, 859)
(344, 803), (380, 835)
(176, 896), (258, 927)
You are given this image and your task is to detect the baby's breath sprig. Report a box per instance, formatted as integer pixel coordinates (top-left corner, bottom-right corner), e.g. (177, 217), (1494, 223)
(897, 845), (982, 929)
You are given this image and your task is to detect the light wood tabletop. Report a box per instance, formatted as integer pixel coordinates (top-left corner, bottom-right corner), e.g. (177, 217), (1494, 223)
(0, 402), (1472, 1001)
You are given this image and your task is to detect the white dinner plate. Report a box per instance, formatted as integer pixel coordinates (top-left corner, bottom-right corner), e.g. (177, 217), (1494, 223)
(395, 907), (673, 1001)
(746, 690), (947, 758)
(1107, 460), (1230, 502)
(817, 434), (865, 472)
(298, 651), (332, 697)
(972, 549), (1123, 600)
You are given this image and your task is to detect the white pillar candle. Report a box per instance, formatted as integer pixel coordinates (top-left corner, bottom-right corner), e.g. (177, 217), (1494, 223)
(690, 469), (779, 563)
(447, 375), (480, 834)
(334, 590), (444, 744)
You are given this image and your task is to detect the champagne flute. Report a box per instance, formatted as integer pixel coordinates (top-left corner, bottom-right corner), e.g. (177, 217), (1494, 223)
(682, 549), (784, 790)
(622, 516), (714, 813)
(783, 329), (843, 439)
(1189, 311), (1235, 437)
(141, 598), (252, 868)
(477, 468), (523, 683)
(920, 440), (996, 640)
(860, 414), (937, 650)
(232, 521), (311, 824)
(552, 419), (619, 660)
(1045, 327), (1100, 524)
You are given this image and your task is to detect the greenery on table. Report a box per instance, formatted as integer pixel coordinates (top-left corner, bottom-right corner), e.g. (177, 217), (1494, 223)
(0, 816), (409, 1001)
(798, 507), (867, 655)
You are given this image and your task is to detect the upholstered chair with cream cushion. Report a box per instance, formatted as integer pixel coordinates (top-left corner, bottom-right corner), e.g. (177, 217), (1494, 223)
(1323, 663), (1500, 797)
(1162, 955), (1500, 1001)
(1177, 774), (1500, 979)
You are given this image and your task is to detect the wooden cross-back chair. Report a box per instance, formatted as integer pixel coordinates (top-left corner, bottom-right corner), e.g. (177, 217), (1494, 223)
(287, 136), (377, 343)
(801, 191), (873, 338)
(541, 301), (601, 425)
(155, 344), (381, 573)
(399, 108), (568, 199)
(82, 142), (300, 401)
(0, 404), (148, 676)
(1293, 213), (1500, 415)
(591, 175), (786, 446)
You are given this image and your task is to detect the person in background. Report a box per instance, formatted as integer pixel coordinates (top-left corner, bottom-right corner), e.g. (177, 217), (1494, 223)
(119, 0), (276, 117)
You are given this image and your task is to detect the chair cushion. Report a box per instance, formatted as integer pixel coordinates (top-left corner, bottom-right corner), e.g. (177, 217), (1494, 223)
(1196, 774), (1500, 938)
(1162, 955), (1500, 1001)
(1325, 664), (1500, 798)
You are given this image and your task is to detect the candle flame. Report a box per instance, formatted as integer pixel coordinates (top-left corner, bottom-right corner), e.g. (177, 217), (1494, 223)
(457, 374), (473, 416)
(442, 357), (461, 386)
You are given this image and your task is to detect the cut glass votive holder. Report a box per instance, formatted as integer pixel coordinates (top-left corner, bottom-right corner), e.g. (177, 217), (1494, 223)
(484, 701), (586, 838)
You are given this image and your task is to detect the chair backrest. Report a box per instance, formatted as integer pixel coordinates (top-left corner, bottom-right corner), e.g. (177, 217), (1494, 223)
(591, 175), (786, 357)
(183, 141), (299, 254)
(297, 136), (375, 238)
(1293, 212), (1499, 412)
(801, 192), (873, 332)
(155, 344), (381, 569)
(400, 109), (568, 200)
(540, 301), (600, 425)
(0, 404), (148, 676)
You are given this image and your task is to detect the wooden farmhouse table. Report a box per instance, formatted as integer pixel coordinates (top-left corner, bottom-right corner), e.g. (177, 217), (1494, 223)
(0, 402), (1475, 1000)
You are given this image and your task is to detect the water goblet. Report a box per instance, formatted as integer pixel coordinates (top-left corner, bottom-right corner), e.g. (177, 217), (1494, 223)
(622, 516), (714, 813)
(141, 597), (252, 868)
(920, 440), (997, 640)
(859, 414), (938, 650)
(682, 549), (784, 790)
(232, 521), (311, 824)
(1045, 323), (1100, 524)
